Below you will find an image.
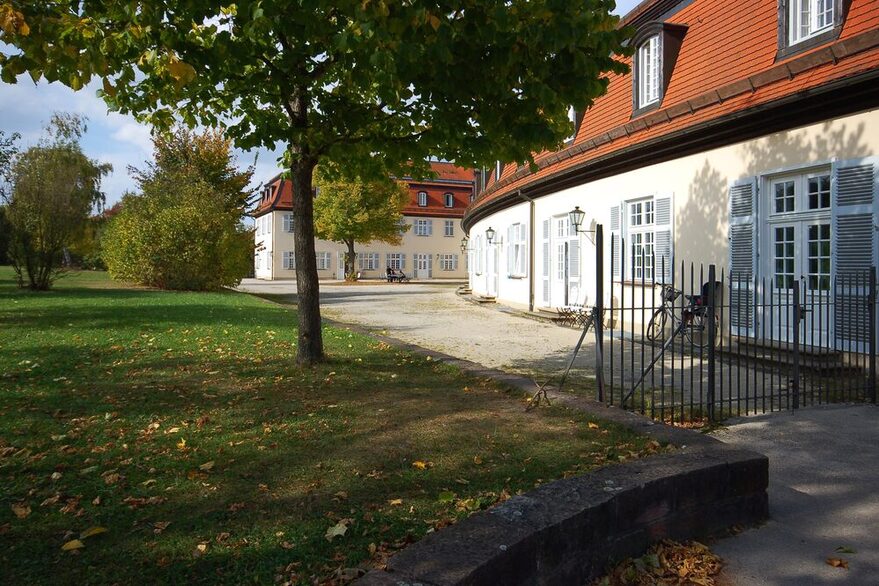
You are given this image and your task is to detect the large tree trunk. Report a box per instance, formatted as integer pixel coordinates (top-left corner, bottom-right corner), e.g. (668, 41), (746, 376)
(344, 239), (356, 281)
(290, 158), (324, 365)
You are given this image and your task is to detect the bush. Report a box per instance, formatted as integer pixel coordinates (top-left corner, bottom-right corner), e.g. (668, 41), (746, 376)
(102, 129), (253, 291)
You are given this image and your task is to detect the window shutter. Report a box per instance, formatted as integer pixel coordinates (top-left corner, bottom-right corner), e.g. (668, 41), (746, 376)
(653, 194), (673, 283)
(401, 254), (406, 270)
(832, 157), (878, 350)
(453, 254), (459, 270)
(610, 205), (622, 279)
(568, 238), (581, 304)
(506, 226), (514, 274)
(428, 254), (433, 278)
(728, 177), (758, 336)
(541, 219), (550, 305)
(427, 220), (433, 236)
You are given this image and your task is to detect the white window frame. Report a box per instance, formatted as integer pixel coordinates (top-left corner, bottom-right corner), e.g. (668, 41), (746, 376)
(417, 191), (428, 207)
(507, 223), (527, 278)
(282, 213), (294, 233)
(357, 252), (379, 271)
(439, 254), (458, 271)
(444, 219), (454, 237)
(316, 251), (331, 270)
(627, 199), (655, 281)
(475, 234), (483, 275)
(387, 253), (404, 271)
(414, 218), (432, 236)
(788, 0), (835, 46)
(637, 34), (661, 109)
(444, 193), (454, 208)
(283, 251), (296, 270)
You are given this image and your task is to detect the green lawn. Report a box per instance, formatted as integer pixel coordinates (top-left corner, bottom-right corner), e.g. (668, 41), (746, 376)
(0, 268), (661, 584)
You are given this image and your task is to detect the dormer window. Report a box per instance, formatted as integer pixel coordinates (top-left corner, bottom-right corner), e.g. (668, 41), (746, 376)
(637, 35), (661, 108)
(631, 23), (687, 117)
(417, 191), (428, 207)
(788, 0), (834, 45)
(444, 192), (454, 208)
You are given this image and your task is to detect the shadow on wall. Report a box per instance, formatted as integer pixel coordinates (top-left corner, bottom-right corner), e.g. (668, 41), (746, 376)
(674, 121), (871, 271)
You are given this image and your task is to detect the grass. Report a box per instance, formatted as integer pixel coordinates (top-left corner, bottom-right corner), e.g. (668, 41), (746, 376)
(0, 268), (662, 584)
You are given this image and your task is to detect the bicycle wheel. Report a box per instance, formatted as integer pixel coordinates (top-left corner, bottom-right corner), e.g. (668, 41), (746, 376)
(646, 308), (668, 342)
(684, 311), (718, 348)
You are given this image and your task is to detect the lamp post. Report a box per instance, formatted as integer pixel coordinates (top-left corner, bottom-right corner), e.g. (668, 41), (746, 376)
(485, 226), (496, 244)
(460, 236), (468, 254)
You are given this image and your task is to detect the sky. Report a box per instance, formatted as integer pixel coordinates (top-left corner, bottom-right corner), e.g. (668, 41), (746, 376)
(0, 1), (642, 207)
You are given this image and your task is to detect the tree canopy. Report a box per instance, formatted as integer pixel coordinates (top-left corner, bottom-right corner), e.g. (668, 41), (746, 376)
(314, 164), (410, 280)
(0, 0), (630, 362)
(102, 128), (254, 290)
(4, 114), (110, 289)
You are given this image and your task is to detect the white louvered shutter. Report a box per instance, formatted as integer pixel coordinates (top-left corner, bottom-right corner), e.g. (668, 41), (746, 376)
(428, 254), (433, 278)
(653, 194), (673, 284)
(610, 205), (622, 279)
(506, 226), (514, 275)
(568, 237), (580, 304)
(728, 177), (758, 336)
(453, 254), (459, 271)
(427, 220), (433, 236)
(541, 219), (550, 305)
(832, 157), (878, 350)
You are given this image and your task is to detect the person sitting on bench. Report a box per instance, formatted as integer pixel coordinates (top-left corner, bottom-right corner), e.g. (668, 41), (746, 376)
(386, 266), (395, 282)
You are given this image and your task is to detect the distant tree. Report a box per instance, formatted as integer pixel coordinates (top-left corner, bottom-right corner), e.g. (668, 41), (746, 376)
(314, 165), (409, 280)
(0, 130), (17, 264)
(102, 128), (253, 290)
(4, 114), (110, 289)
(1, 1), (630, 363)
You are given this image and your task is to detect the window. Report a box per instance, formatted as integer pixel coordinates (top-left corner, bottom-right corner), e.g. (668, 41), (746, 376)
(414, 219), (433, 236)
(444, 220), (454, 237)
(807, 223), (831, 291)
(770, 172), (831, 216)
(439, 254), (458, 271)
(283, 251), (296, 270)
(507, 223), (527, 277)
(612, 195), (673, 282)
(628, 201), (655, 280)
(475, 235), (483, 275)
(808, 174), (831, 210)
(773, 226), (796, 290)
(637, 35), (661, 108)
(417, 191), (428, 207)
(316, 252), (331, 270)
(788, 0), (835, 46)
(386, 253), (404, 271)
(444, 193), (454, 208)
(357, 252), (379, 271)
(774, 180), (796, 213)
(282, 213), (294, 233)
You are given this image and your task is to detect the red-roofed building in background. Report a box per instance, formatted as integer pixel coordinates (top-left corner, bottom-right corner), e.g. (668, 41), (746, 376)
(463, 0), (879, 348)
(253, 161), (476, 280)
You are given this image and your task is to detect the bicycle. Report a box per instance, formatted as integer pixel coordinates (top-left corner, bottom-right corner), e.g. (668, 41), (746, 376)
(646, 284), (718, 348)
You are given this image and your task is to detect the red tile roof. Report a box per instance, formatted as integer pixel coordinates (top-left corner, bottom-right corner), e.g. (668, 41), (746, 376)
(468, 0), (879, 228)
(252, 161), (475, 218)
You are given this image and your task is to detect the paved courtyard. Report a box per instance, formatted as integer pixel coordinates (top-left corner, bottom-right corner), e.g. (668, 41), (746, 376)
(237, 279), (879, 585)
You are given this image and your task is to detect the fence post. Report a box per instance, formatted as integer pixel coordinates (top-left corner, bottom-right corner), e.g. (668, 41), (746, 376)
(792, 279), (800, 411)
(870, 267), (877, 404)
(594, 224), (605, 403)
(707, 265), (716, 421)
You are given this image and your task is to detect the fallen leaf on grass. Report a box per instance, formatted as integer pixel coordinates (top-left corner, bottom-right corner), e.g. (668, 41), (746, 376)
(280, 541), (295, 550)
(80, 526), (108, 539)
(411, 460), (431, 470)
(325, 519), (349, 541)
(826, 558), (849, 569)
(587, 422), (600, 430)
(194, 542), (209, 557)
(437, 491), (456, 503)
(11, 503), (30, 519)
(835, 546), (856, 554)
(153, 521), (171, 534)
(472, 456), (483, 465)
(61, 539), (85, 551)
(122, 496), (166, 509)
(199, 461), (215, 472)
(388, 499), (403, 506)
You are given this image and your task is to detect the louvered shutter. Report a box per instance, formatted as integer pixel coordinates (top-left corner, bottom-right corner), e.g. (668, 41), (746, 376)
(401, 254), (406, 270)
(653, 194), (673, 284)
(427, 220), (433, 236)
(728, 177), (758, 336)
(428, 254), (433, 278)
(568, 238), (581, 304)
(832, 158), (878, 350)
(541, 219), (550, 305)
(453, 254), (459, 271)
(506, 226), (514, 274)
(610, 205), (622, 279)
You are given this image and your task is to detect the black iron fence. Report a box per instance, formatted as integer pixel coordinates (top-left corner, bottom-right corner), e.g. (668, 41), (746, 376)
(563, 226), (878, 424)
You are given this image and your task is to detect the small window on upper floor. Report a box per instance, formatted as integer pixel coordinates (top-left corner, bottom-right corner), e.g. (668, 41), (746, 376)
(637, 35), (661, 109)
(444, 192), (454, 208)
(630, 23), (686, 118)
(779, 0), (847, 58)
(417, 191), (428, 207)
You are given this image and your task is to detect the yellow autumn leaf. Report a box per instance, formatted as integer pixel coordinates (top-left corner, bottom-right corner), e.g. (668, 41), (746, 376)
(411, 460), (427, 470)
(167, 59), (197, 86)
(176, 438), (186, 450)
(473, 455), (483, 465)
(80, 526), (108, 539)
(388, 498), (403, 506)
(587, 422), (600, 430)
(199, 461), (215, 471)
(11, 502), (30, 519)
(62, 539), (85, 551)
(325, 520), (348, 541)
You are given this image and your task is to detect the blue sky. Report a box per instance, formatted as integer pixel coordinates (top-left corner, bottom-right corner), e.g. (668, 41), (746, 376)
(0, 1), (641, 206)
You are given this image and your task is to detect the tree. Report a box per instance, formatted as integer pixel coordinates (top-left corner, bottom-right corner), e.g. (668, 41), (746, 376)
(102, 128), (253, 290)
(4, 114), (109, 290)
(1, 1), (630, 363)
(314, 165), (409, 280)
(0, 129), (17, 265)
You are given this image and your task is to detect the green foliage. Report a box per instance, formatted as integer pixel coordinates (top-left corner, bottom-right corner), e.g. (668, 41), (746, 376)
(0, 130), (19, 264)
(314, 164), (409, 279)
(4, 114), (109, 290)
(102, 129), (253, 291)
